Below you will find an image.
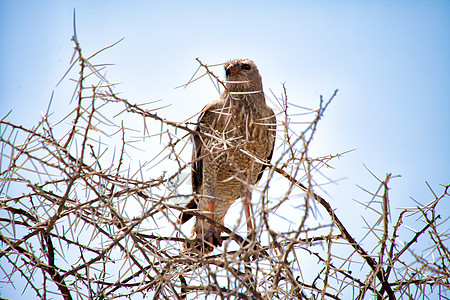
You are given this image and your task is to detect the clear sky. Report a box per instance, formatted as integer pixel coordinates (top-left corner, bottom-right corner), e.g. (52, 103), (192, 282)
(1, 0), (449, 298)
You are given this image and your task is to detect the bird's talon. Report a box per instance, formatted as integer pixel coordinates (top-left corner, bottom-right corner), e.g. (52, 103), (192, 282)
(205, 227), (223, 247)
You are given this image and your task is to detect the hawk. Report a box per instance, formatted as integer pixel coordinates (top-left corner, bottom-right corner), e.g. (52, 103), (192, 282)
(178, 59), (276, 254)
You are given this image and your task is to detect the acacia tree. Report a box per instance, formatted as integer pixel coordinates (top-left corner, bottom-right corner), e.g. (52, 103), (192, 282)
(1, 34), (449, 300)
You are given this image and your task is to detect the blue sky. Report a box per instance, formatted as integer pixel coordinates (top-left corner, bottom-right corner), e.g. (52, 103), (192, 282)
(1, 0), (449, 298)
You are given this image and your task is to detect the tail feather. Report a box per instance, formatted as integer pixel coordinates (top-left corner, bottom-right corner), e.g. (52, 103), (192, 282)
(177, 198), (198, 224)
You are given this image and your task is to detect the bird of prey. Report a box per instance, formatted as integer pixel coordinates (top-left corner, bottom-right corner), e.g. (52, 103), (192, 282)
(178, 58), (276, 254)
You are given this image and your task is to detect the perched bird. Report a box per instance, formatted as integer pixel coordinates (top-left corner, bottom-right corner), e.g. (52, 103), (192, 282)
(178, 59), (276, 254)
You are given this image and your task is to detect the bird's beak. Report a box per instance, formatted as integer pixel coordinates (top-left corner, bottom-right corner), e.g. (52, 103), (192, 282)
(226, 64), (244, 77)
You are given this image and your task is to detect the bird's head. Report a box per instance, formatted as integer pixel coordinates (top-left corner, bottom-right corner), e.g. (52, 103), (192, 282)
(224, 58), (263, 93)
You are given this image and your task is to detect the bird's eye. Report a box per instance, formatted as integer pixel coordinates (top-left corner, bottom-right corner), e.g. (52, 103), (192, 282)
(241, 64), (251, 71)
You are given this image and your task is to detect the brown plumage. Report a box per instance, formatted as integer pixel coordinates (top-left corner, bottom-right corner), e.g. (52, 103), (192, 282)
(178, 58), (276, 253)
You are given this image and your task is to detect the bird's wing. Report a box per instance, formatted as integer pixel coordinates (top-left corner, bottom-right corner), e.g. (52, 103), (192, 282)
(255, 108), (277, 184)
(178, 99), (226, 224)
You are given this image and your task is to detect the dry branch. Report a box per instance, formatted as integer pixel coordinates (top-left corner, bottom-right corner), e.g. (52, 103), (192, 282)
(0, 33), (449, 300)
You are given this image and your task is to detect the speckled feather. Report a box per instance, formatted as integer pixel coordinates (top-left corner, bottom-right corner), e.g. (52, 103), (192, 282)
(179, 59), (276, 253)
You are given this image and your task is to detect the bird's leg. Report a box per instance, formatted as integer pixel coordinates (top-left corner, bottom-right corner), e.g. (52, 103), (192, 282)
(243, 158), (255, 241)
(202, 160), (222, 251)
(243, 187), (253, 233)
(203, 197), (222, 251)
(241, 158), (258, 285)
(208, 200), (216, 244)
